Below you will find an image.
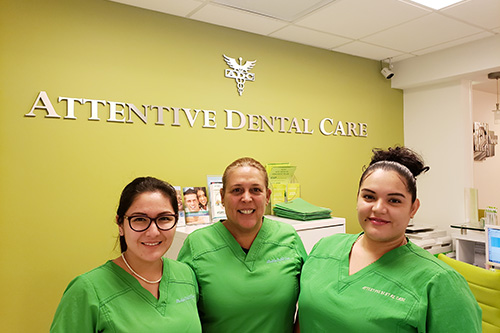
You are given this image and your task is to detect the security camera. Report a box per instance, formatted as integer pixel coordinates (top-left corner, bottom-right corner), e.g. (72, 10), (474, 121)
(380, 57), (395, 79)
(381, 67), (394, 79)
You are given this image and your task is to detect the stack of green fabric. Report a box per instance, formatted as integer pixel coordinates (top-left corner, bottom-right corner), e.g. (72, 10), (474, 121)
(273, 198), (332, 221)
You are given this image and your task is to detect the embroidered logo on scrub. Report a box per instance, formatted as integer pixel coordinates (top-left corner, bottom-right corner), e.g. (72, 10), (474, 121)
(266, 257), (291, 264)
(176, 294), (195, 303)
(362, 286), (406, 302)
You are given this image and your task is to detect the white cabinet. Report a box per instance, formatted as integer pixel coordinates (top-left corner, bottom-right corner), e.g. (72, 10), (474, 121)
(452, 231), (486, 267)
(264, 215), (345, 254)
(165, 215), (346, 259)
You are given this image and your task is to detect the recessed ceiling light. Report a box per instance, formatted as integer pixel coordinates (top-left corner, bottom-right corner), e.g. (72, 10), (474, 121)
(408, 0), (466, 10)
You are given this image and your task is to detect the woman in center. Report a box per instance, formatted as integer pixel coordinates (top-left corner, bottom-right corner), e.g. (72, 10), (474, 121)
(178, 157), (307, 332)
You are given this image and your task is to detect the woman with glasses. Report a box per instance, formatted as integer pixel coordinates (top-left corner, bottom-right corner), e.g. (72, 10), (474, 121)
(51, 177), (201, 332)
(178, 157), (307, 332)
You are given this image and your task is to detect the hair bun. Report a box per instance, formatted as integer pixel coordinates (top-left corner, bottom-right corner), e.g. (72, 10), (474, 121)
(370, 146), (429, 178)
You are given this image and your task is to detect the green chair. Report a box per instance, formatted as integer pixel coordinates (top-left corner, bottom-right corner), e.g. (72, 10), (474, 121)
(438, 253), (500, 333)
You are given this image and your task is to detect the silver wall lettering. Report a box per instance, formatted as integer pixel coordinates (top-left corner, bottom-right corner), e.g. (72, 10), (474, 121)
(202, 110), (217, 128)
(25, 91), (60, 118)
(320, 118), (369, 137)
(58, 97), (84, 119)
(224, 109), (246, 130)
(24, 91), (368, 137)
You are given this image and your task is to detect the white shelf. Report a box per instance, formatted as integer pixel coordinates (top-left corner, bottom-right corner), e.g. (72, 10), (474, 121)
(451, 230), (486, 267)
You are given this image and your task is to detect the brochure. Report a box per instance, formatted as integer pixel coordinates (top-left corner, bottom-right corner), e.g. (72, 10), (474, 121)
(182, 186), (210, 225)
(207, 175), (226, 223)
(266, 162), (300, 213)
(173, 186), (186, 227)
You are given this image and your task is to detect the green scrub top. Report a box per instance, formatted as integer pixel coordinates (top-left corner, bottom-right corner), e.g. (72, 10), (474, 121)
(298, 233), (482, 332)
(178, 218), (307, 333)
(50, 257), (201, 332)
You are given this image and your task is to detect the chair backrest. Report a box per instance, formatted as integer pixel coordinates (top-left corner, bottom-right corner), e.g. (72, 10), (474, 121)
(438, 253), (500, 333)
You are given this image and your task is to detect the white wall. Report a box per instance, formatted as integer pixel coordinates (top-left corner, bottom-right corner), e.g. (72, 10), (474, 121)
(393, 34), (500, 232)
(472, 89), (500, 210)
(392, 35), (500, 90)
(404, 81), (473, 229)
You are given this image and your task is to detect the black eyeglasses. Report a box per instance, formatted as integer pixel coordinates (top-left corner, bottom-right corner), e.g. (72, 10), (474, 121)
(125, 214), (178, 232)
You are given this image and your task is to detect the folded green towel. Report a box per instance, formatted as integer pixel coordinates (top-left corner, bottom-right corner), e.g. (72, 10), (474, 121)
(273, 198), (332, 221)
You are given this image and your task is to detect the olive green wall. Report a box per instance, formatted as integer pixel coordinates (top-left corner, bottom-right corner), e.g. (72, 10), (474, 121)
(0, 0), (403, 330)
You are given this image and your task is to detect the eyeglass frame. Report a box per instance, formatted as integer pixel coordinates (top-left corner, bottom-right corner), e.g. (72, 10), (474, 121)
(124, 214), (178, 232)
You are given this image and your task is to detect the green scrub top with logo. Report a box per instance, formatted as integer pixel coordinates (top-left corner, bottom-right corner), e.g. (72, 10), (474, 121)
(50, 258), (201, 333)
(178, 218), (307, 333)
(298, 233), (482, 333)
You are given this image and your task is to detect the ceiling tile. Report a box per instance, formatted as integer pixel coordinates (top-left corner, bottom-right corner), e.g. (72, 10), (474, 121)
(269, 25), (352, 49)
(332, 41), (404, 60)
(442, 0), (500, 30)
(211, 0), (336, 21)
(295, 0), (431, 39)
(412, 31), (494, 55)
(361, 13), (484, 52)
(107, 0), (498, 89)
(190, 3), (288, 35)
(391, 53), (417, 62)
(108, 0), (202, 16)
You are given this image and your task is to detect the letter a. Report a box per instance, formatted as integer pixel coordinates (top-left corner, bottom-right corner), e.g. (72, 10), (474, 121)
(25, 91), (60, 118)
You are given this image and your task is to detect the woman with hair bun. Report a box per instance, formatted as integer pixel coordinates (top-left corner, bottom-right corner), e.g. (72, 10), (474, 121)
(297, 146), (481, 332)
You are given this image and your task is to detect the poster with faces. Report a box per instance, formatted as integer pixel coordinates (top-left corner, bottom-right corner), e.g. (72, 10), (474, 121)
(173, 186), (186, 227)
(183, 186), (210, 225)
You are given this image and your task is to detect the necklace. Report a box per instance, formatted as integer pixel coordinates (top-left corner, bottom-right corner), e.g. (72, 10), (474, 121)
(121, 253), (162, 284)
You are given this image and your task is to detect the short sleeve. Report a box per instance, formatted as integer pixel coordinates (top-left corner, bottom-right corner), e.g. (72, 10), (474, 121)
(50, 275), (100, 332)
(426, 269), (482, 332)
(294, 231), (308, 264)
(308, 236), (325, 257)
(177, 237), (195, 271)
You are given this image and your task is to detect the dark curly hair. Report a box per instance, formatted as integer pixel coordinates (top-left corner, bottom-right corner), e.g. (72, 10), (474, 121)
(358, 146), (430, 203)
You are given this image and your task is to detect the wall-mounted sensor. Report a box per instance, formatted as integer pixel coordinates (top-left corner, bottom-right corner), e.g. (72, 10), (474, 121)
(381, 67), (394, 79)
(380, 58), (394, 79)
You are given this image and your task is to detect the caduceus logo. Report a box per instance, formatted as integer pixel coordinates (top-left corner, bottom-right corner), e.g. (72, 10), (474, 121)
(223, 54), (256, 96)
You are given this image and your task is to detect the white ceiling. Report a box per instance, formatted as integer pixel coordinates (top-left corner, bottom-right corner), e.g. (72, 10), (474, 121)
(109, 0), (500, 93)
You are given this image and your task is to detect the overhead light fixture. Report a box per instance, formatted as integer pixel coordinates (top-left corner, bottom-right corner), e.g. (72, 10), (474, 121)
(489, 71), (500, 124)
(380, 58), (394, 79)
(408, 0), (466, 10)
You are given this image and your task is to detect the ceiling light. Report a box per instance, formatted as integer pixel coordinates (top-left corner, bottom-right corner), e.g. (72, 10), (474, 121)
(489, 72), (500, 124)
(407, 0), (466, 10)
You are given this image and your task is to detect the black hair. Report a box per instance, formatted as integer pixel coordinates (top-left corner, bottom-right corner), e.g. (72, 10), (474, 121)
(116, 176), (178, 252)
(195, 187), (207, 196)
(183, 188), (198, 196)
(359, 146), (430, 203)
